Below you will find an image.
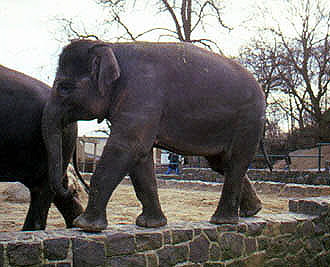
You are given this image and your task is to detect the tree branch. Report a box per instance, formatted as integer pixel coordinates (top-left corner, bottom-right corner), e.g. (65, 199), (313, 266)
(161, 0), (184, 41)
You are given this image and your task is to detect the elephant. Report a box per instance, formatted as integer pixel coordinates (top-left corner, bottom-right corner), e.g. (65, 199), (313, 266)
(0, 64), (84, 230)
(42, 39), (265, 232)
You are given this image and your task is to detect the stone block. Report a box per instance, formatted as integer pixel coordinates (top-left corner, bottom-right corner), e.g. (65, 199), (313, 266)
(189, 235), (210, 263)
(108, 254), (146, 267)
(286, 239), (304, 255)
(257, 236), (270, 251)
(298, 220), (315, 237)
(106, 232), (136, 256)
(203, 228), (218, 242)
(136, 232), (163, 252)
(7, 242), (42, 266)
(72, 238), (106, 267)
(293, 248), (310, 266)
(163, 230), (172, 244)
(209, 243), (221, 261)
(314, 222), (327, 235)
(145, 252), (158, 266)
(246, 222), (266, 236)
(263, 222), (281, 237)
(218, 232), (244, 260)
(228, 251), (266, 267)
(157, 244), (188, 266)
(267, 234), (292, 258)
(244, 237), (257, 255)
(172, 229), (193, 244)
(280, 220), (297, 234)
(44, 237), (70, 260)
(305, 238), (324, 254)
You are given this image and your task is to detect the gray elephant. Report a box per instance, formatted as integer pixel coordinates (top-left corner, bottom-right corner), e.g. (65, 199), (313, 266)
(0, 64), (84, 230)
(43, 40), (265, 232)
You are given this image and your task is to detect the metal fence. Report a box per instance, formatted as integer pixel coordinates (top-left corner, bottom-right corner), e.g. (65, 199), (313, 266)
(76, 140), (330, 172)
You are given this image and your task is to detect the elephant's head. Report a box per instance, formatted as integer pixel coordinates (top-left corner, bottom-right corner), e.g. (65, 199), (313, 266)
(42, 40), (120, 197)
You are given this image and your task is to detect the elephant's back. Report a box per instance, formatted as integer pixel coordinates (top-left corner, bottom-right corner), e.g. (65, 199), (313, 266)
(0, 65), (50, 180)
(0, 65), (50, 140)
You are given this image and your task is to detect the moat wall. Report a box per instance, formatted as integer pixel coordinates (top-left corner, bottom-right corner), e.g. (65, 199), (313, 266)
(156, 167), (330, 185)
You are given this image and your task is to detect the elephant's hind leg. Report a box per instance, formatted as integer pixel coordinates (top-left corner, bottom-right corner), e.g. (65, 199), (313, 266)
(130, 151), (167, 228)
(206, 154), (262, 224)
(23, 183), (53, 231)
(239, 174), (262, 217)
(210, 163), (244, 224)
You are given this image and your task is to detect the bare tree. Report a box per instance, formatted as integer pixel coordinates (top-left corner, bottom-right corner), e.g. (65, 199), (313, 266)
(52, 17), (101, 43)
(240, 0), (330, 137)
(62, 0), (231, 52)
(272, 0), (330, 130)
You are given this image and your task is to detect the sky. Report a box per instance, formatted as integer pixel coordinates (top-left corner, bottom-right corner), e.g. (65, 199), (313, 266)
(1, 0), (111, 136)
(0, 0), (282, 136)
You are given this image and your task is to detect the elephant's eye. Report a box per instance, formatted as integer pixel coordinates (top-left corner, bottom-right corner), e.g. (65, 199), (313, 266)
(57, 82), (74, 96)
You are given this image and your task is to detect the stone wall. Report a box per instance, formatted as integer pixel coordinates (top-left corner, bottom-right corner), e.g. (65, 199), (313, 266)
(156, 167), (330, 185)
(0, 204), (329, 266)
(0, 180), (330, 266)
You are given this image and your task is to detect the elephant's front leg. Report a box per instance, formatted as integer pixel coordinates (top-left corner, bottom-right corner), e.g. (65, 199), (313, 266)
(53, 174), (84, 228)
(73, 140), (136, 232)
(130, 151), (167, 228)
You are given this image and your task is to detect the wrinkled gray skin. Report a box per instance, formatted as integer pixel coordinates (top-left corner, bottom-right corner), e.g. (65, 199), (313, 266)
(0, 64), (83, 230)
(43, 40), (265, 232)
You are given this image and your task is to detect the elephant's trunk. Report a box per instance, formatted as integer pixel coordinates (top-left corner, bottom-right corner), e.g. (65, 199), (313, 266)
(42, 101), (69, 198)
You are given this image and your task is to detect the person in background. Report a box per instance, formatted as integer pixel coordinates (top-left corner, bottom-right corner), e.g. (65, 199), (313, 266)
(166, 152), (180, 175)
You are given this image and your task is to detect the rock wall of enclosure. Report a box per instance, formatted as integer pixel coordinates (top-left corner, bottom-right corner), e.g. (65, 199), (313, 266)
(156, 168), (330, 185)
(0, 180), (330, 266)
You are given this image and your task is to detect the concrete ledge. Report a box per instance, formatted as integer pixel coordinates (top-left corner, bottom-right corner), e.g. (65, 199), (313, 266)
(289, 196), (330, 216)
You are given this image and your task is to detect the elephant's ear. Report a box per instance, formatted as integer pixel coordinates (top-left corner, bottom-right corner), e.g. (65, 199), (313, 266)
(90, 45), (120, 96)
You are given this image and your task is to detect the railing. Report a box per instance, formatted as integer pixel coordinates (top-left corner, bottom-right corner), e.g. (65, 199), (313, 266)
(77, 141), (330, 172)
(254, 142), (330, 171)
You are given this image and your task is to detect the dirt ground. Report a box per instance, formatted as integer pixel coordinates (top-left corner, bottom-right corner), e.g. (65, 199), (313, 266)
(0, 183), (288, 232)
(274, 145), (330, 170)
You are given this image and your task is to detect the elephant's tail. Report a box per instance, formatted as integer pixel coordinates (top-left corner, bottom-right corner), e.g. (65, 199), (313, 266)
(73, 148), (90, 194)
(260, 139), (272, 172)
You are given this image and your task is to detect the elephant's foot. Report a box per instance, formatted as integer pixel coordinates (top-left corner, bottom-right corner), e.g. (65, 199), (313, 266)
(136, 213), (167, 228)
(239, 202), (262, 217)
(73, 213), (108, 232)
(63, 198), (84, 228)
(209, 214), (239, 225)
